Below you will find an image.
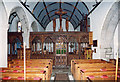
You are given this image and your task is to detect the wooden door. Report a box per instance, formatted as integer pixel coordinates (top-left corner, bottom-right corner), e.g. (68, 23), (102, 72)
(55, 42), (67, 67)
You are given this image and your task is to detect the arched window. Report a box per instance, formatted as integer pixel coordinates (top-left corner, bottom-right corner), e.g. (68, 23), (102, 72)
(18, 21), (22, 32)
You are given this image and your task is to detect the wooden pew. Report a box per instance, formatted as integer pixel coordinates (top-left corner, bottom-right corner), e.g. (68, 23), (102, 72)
(10, 59), (53, 73)
(74, 63), (115, 80)
(71, 59), (107, 78)
(71, 59), (105, 75)
(2, 59), (53, 80)
(1, 66), (50, 80)
(9, 59), (53, 74)
(1, 72), (45, 80)
(76, 67), (116, 80)
(9, 63), (52, 78)
(81, 71), (120, 80)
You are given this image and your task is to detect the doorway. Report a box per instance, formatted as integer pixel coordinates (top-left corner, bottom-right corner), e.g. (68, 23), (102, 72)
(55, 37), (67, 67)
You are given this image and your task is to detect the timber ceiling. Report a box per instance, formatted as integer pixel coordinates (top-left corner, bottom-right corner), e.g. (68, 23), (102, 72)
(19, 0), (103, 30)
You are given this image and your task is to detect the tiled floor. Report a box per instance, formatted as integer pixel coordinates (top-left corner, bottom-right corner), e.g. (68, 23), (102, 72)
(51, 66), (74, 81)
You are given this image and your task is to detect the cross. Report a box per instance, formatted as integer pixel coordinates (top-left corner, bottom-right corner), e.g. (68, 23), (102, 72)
(55, 8), (67, 32)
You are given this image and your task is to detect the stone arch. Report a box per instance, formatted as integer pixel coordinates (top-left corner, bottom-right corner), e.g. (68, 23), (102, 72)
(31, 21), (38, 32)
(100, 1), (120, 59)
(9, 6), (29, 31)
(9, 6), (29, 47)
(8, 12), (19, 32)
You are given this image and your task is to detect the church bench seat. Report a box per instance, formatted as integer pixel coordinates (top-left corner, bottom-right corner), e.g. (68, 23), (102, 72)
(71, 59), (105, 74)
(9, 59), (53, 72)
(87, 75), (120, 81)
(3, 59), (53, 80)
(87, 76), (115, 81)
(1, 67), (51, 80)
(74, 63), (115, 80)
(72, 61), (109, 77)
(72, 61), (107, 75)
(1, 72), (46, 80)
(10, 59), (53, 66)
(81, 71), (120, 80)
(9, 59), (53, 74)
(8, 66), (51, 80)
(11, 59), (53, 62)
(76, 67), (117, 80)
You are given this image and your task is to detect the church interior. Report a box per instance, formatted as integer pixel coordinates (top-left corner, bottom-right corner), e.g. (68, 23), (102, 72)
(0, 0), (120, 81)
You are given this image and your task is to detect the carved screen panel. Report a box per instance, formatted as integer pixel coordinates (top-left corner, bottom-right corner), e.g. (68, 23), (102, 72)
(89, 32), (93, 45)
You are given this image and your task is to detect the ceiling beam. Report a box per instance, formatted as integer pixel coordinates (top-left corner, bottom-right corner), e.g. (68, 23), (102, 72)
(43, 0), (51, 21)
(41, 8), (80, 24)
(69, 1), (79, 21)
(64, 2), (83, 17)
(32, 0), (40, 13)
(8, 12), (18, 24)
(87, 0), (103, 16)
(37, 2), (57, 19)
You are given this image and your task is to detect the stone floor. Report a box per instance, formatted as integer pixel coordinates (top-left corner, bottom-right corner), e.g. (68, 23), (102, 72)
(50, 66), (74, 81)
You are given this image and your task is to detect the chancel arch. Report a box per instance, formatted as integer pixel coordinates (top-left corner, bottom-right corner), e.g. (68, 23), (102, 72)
(9, 6), (29, 47)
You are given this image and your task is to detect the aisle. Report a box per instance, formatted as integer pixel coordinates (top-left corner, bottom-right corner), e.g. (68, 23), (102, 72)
(54, 73), (69, 80)
(51, 66), (74, 81)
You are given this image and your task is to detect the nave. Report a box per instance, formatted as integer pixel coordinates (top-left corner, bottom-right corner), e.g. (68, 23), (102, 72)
(1, 0), (120, 81)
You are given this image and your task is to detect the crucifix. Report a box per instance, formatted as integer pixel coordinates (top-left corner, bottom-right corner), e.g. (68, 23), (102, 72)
(55, 8), (67, 32)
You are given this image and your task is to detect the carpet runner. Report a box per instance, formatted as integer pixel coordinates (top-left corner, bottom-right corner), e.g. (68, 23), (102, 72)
(54, 73), (69, 81)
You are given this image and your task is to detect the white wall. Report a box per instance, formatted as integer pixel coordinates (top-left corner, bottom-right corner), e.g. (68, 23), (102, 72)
(0, 1), (8, 67)
(89, 1), (115, 59)
(9, 16), (19, 32)
(114, 24), (118, 59)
